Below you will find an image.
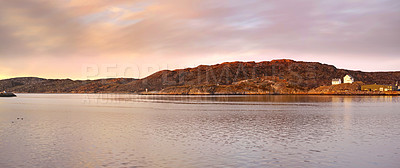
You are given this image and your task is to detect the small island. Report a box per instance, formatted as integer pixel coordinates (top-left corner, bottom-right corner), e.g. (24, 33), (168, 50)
(0, 91), (16, 97)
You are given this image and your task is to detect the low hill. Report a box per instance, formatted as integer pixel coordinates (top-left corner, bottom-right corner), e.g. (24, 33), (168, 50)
(0, 78), (136, 93)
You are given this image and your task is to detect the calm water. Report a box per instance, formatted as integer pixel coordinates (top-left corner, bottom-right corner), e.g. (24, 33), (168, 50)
(1, 94), (400, 168)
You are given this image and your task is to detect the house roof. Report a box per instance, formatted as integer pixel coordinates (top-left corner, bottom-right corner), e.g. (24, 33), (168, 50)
(344, 74), (353, 78)
(332, 78), (341, 81)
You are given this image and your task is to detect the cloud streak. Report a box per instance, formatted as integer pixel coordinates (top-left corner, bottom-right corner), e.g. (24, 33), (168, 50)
(0, 0), (399, 79)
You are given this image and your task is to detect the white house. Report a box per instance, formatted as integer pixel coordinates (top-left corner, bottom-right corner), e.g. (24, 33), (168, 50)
(343, 75), (354, 84)
(332, 78), (342, 85)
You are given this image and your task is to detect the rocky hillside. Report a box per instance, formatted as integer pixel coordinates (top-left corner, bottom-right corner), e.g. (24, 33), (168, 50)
(158, 76), (305, 95)
(116, 59), (400, 93)
(1, 59), (399, 93)
(308, 82), (364, 94)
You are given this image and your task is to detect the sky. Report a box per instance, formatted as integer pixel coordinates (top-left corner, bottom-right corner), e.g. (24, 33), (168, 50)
(0, 0), (399, 80)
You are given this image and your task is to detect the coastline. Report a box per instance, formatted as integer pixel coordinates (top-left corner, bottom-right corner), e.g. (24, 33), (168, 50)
(140, 91), (400, 96)
(10, 91), (400, 96)
(0, 92), (17, 97)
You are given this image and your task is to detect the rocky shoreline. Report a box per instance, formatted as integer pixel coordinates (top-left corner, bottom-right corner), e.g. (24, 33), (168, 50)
(0, 92), (16, 97)
(140, 78), (400, 95)
(140, 90), (400, 96)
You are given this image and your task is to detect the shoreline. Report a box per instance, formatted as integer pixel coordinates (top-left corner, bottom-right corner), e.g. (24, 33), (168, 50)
(0, 93), (17, 97)
(10, 92), (400, 96)
(140, 93), (400, 96)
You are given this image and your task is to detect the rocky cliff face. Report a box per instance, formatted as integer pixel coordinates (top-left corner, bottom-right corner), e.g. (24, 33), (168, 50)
(1, 59), (399, 93)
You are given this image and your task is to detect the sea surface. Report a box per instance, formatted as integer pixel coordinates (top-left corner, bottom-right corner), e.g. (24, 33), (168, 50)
(1, 94), (400, 168)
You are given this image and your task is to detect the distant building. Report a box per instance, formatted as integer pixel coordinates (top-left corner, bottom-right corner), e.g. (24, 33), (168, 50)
(361, 84), (393, 92)
(332, 79), (342, 85)
(343, 75), (354, 84)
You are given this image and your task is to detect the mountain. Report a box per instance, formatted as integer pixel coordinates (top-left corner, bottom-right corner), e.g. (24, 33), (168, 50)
(1, 59), (399, 94)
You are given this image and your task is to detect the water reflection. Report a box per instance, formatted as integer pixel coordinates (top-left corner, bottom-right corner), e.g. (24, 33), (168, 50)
(0, 94), (399, 168)
(95, 94), (400, 105)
